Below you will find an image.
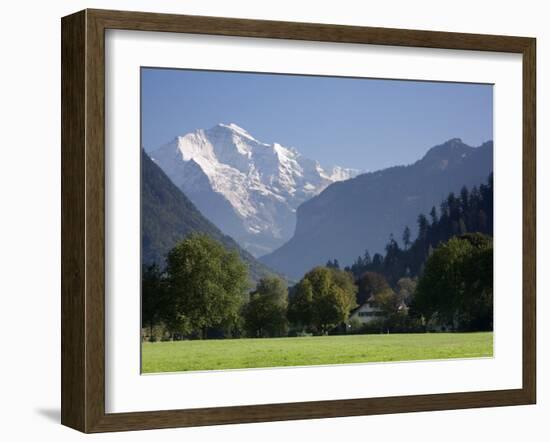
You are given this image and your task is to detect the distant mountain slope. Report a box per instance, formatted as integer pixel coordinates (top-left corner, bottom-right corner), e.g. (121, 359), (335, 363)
(150, 123), (359, 257)
(260, 139), (493, 280)
(141, 149), (278, 283)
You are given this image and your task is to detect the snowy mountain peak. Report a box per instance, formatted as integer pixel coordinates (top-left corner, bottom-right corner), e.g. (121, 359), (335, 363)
(327, 165), (360, 181)
(151, 124), (360, 257)
(217, 122), (256, 140)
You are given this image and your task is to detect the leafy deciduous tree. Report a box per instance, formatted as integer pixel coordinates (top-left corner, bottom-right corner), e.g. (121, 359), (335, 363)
(141, 263), (165, 340)
(289, 267), (357, 334)
(165, 233), (249, 338)
(243, 276), (288, 338)
(356, 271), (390, 305)
(396, 277), (417, 305)
(412, 233), (493, 331)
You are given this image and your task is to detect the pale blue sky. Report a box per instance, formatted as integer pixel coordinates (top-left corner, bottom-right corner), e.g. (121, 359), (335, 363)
(141, 68), (493, 171)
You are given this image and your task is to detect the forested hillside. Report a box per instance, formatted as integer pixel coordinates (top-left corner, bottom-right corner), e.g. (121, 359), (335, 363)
(345, 174), (493, 284)
(261, 139), (493, 280)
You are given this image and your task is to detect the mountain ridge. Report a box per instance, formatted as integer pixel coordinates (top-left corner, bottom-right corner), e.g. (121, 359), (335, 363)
(150, 123), (359, 256)
(260, 138), (493, 280)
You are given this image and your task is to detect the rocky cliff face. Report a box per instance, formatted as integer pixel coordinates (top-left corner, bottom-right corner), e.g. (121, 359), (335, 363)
(260, 139), (494, 280)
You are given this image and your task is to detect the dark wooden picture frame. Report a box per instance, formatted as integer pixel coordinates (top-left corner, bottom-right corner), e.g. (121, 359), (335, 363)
(61, 8), (536, 433)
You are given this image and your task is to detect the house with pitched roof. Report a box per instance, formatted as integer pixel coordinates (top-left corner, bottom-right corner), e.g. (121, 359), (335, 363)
(349, 294), (385, 324)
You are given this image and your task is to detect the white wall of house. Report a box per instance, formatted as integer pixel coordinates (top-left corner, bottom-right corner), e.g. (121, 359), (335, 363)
(350, 301), (385, 324)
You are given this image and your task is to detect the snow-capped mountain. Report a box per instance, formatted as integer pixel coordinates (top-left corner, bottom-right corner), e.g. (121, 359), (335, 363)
(150, 123), (359, 257)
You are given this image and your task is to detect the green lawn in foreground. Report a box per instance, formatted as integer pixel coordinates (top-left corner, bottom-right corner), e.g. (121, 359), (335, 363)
(141, 332), (493, 373)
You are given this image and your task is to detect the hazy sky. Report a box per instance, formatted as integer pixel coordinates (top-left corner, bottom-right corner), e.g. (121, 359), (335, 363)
(141, 68), (493, 171)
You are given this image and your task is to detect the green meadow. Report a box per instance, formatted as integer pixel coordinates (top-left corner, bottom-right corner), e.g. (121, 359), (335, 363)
(141, 332), (493, 373)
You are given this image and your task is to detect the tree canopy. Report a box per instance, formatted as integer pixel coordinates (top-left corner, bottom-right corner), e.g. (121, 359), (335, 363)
(164, 233), (249, 337)
(412, 233), (493, 331)
(289, 267), (357, 334)
(356, 271), (390, 305)
(243, 276), (289, 338)
(141, 263), (165, 338)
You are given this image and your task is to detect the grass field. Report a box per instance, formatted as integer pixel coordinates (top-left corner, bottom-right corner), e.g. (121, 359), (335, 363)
(141, 332), (493, 373)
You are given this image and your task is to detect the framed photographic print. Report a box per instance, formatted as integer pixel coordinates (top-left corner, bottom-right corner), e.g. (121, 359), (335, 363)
(61, 9), (536, 433)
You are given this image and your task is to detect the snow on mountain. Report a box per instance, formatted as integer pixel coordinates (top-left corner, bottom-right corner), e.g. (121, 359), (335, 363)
(150, 123), (359, 257)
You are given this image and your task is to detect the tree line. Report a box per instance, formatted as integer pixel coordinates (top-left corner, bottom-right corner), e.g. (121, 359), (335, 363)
(142, 175), (493, 340)
(142, 233), (360, 340)
(345, 174), (493, 284)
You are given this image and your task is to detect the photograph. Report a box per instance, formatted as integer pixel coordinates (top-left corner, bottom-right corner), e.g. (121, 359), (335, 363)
(140, 67), (494, 374)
